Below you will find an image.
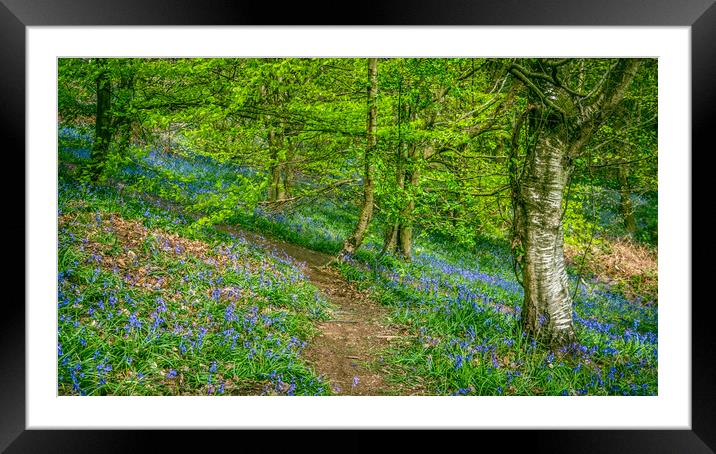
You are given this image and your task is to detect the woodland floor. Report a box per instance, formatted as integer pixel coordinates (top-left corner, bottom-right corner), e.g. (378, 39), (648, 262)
(216, 224), (414, 395)
(57, 162), (659, 396)
(109, 179), (410, 395)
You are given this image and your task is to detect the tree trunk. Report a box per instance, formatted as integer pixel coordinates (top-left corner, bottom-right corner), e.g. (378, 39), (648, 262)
(381, 141), (406, 255)
(397, 148), (419, 261)
(89, 58), (112, 181)
(381, 222), (399, 255)
(509, 58), (642, 349)
(282, 138), (296, 199)
(397, 213), (413, 259)
(618, 165), (637, 236)
(395, 109), (434, 261)
(513, 133), (577, 348)
(262, 80), (287, 204)
(267, 128), (286, 202)
(338, 58), (378, 260)
(116, 68), (135, 155)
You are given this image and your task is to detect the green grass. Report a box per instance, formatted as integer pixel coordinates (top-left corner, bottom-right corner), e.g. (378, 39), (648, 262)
(331, 245), (657, 396)
(57, 176), (333, 396)
(58, 131), (658, 396)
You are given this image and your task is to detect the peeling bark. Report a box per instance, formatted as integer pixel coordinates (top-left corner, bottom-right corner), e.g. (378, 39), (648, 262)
(514, 133), (577, 347)
(510, 58), (642, 349)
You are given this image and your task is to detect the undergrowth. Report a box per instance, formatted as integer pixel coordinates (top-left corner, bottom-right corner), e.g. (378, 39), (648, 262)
(58, 176), (332, 396)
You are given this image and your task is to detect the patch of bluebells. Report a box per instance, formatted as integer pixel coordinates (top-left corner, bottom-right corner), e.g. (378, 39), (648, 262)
(124, 311), (142, 336)
(95, 357), (113, 386)
(334, 220), (657, 396)
(57, 176), (330, 396)
(59, 129), (656, 396)
(70, 363), (86, 395)
(109, 143), (258, 209)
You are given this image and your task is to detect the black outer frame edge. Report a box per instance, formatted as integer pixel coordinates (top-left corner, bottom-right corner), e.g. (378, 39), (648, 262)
(4, 0), (713, 452)
(1, 430), (715, 453)
(0, 0), (714, 25)
(0, 1), (26, 453)
(692, 1), (716, 451)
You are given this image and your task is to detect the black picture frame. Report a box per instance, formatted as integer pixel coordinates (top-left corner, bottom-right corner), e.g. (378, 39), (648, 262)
(5, 0), (712, 452)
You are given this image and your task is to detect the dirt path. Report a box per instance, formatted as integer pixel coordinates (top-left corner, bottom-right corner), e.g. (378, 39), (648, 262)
(215, 224), (409, 395)
(60, 163), (409, 395)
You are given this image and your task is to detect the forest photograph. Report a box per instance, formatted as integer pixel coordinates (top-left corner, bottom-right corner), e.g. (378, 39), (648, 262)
(56, 57), (658, 397)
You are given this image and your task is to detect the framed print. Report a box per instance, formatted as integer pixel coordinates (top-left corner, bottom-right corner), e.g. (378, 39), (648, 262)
(6, 0), (713, 451)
